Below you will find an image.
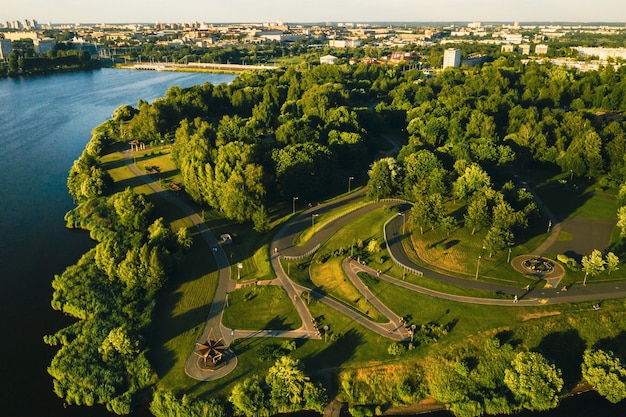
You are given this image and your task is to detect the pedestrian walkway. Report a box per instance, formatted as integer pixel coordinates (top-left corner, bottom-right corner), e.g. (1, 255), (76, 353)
(125, 152), (626, 383)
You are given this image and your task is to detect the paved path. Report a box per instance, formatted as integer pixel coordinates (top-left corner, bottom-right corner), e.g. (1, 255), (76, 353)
(123, 154), (238, 381)
(385, 212), (626, 305)
(125, 151), (626, 383)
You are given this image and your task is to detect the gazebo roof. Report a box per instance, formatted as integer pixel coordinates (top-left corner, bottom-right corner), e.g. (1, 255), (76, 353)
(194, 328), (225, 365)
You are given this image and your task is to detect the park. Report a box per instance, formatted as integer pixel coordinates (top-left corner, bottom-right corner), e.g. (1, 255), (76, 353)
(49, 60), (626, 417)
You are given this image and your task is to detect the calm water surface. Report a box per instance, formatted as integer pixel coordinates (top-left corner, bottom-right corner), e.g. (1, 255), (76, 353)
(0, 68), (235, 417)
(0, 68), (623, 417)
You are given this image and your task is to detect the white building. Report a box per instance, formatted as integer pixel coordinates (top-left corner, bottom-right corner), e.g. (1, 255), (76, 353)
(535, 44), (549, 55)
(329, 39), (361, 48)
(574, 47), (626, 61)
(320, 55), (338, 65)
(443, 48), (461, 68)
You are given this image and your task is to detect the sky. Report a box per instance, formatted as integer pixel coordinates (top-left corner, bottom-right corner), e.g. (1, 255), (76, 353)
(3, 0), (626, 24)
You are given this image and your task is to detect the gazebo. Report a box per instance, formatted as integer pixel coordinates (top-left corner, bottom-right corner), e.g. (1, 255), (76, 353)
(194, 328), (225, 367)
(129, 139), (145, 152)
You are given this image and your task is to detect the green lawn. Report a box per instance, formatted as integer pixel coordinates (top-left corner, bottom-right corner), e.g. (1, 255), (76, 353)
(150, 236), (220, 391)
(222, 286), (302, 330)
(109, 149), (626, 407)
(535, 177), (618, 220)
(308, 206), (400, 322)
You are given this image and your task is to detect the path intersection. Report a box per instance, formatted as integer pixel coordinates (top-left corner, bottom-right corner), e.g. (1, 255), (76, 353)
(124, 154), (626, 382)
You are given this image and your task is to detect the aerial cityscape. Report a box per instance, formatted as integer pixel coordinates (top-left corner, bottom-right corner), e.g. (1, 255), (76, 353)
(2, 4), (626, 417)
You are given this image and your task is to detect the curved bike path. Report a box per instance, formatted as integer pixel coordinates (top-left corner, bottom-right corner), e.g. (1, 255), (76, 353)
(126, 153), (626, 382)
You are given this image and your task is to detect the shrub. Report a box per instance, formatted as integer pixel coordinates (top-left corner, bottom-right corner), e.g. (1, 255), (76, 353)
(388, 342), (407, 356)
(557, 254), (579, 271)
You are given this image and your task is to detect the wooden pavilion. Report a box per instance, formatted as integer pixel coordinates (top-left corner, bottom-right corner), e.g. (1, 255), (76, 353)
(194, 328), (225, 367)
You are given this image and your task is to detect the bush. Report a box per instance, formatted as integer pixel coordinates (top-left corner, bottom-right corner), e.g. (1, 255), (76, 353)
(388, 342), (407, 356)
(557, 254), (579, 271)
(349, 405), (375, 417)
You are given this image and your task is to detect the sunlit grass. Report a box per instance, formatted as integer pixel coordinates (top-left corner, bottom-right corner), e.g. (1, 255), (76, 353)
(222, 286), (302, 330)
(151, 237), (219, 391)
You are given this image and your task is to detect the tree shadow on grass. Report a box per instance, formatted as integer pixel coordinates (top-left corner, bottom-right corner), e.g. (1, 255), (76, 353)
(537, 329), (586, 389)
(264, 315), (293, 331)
(303, 329), (363, 370)
(495, 330), (522, 348)
(149, 301), (214, 377)
(593, 330), (626, 359)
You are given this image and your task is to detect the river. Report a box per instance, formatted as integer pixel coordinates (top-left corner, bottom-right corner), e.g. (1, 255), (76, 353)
(0, 68), (623, 417)
(0, 68), (235, 417)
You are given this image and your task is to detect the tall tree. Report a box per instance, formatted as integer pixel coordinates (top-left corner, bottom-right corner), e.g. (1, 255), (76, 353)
(581, 249), (606, 285)
(582, 349), (626, 404)
(504, 351), (564, 412)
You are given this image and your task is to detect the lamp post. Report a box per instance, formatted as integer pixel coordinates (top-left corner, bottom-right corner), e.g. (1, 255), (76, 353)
(348, 176), (354, 193)
(475, 255), (482, 280)
(410, 324), (416, 343)
(398, 212), (406, 235)
(237, 262), (243, 279)
(312, 213), (319, 234)
(292, 196), (298, 214)
(323, 325), (329, 342)
(377, 185), (381, 202)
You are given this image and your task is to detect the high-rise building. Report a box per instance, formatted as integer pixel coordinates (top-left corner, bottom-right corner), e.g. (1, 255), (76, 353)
(443, 48), (461, 68)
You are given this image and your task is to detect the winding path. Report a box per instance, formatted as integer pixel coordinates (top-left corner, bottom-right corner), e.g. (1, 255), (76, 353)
(124, 151), (626, 383)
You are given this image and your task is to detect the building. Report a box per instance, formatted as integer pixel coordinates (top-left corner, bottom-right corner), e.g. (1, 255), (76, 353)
(505, 34), (523, 44)
(389, 51), (418, 63)
(3, 31), (38, 41)
(443, 48), (461, 68)
(328, 39), (361, 48)
(574, 47), (626, 61)
(535, 44), (549, 55)
(501, 44), (515, 53)
(33, 38), (56, 54)
(462, 53), (488, 67)
(519, 44), (531, 55)
(320, 55), (338, 65)
(0, 39), (12, 60)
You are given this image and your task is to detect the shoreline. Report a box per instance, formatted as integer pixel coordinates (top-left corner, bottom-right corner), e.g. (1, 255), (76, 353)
(116, 61), (281, 74)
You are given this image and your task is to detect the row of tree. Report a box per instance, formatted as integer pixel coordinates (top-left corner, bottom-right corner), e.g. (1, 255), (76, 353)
(341, 336), (626, 417)
(102, 64), (402, 228)
(47, 125), (190, 413)
(0, 49), (97, 77)
(148, 356), (327, 417)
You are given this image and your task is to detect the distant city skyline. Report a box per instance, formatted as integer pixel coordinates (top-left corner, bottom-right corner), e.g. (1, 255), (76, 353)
(3, 0), (626, 24)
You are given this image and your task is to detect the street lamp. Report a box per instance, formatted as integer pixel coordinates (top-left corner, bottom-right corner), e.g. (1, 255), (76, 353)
(348, 176), (354, 193)
(237, 262), (243, 279)
(323, 325), (329, 342)
(398, 212), (406, 235)
(377, 185), (381, 202)
(312, 213), (319, 234)
(475, 255), (481, 280)
(410, 324), (416, 343)
(292, 196), (298, 214)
